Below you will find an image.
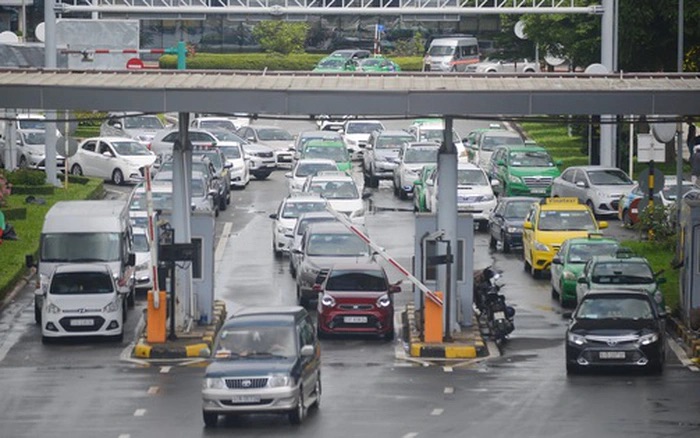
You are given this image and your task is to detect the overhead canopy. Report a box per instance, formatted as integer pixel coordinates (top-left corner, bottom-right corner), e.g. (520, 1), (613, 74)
(0, 69), (699, 117)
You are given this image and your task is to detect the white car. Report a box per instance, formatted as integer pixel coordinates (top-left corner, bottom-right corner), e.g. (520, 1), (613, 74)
(237, 125), (296, 169)
(38, 264), (126, 342)
(269, 193), (328, 257)
(70, 137), (157, 185)
(13, 129), (66, 170)
(472, 130), (525, 170)
(392, 142), (440, 200)
(217, 142), (249, 188)
(341, 120), (385, 159)
(551, 166), (635, 216)
(406, 120), (466, 157)
(132, 227), (154, 293)
(285, 158), (338, 194)
(424, 162), (497, 230)
(466, 58), (540, 73)
(191, 116), (249, 132)
(302, 171), (367, 224)
(148, 128), (220, 158)
(100, 112), (166, 147)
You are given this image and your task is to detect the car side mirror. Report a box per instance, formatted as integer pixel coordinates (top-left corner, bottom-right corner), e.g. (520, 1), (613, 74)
(113, 121), (123, 129)
(34, 288), (45, 297)
(490, 179), (500, 186)
(577, 277), (587, 284)
(654, 269), (665, 278)
(552, 256), (562, 265)
(301, 345), (315, 357)
(389, 284), (402, 294)
(523, 221), (533, 230)
(102, 152), (113, 158)
(598, 221), (608, 229)
(414, 180), (423, 186)
(285, 172), (292, 179)
(312, 284), (323, 293)
(362, 192), (373, 200)
(224, 162), (233, 169)
(127, 253), (136, 266)
(291, 248), (302, 255)
(247, 136), (255, 142)
(575, 181), (588, 188)
(555, 160), (563, 166)
(208, 189), (218, 197)
(269, 213), (278, 219)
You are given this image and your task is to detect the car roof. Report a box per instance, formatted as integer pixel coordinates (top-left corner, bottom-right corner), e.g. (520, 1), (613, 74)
(296, 158), (338, 165)
(286, 193), (326, 202)
(305, 139), (345, 147)
(482, 130), (522, 138)
(457, 162), (481, 170)
(297, 211), (336, 221)
(54, 263), (112, 275)
(567, 165), (625, 172)
(224, 306), (307, 326)
(306, 221), (363, 234)
(83, 136), (145, 143)
(329, 262), (384, 272)
(580, 289), (653, 299)
(309, 171), (354, 181)
(565, 235), (618, 245)
(378, 130), (414, 137)
(589, 254), (649, 264)
(407, 142), (441, 148)
(538, 197), (589, 211)
(498, 144), (548, 153)
(499, 196), (540, 204)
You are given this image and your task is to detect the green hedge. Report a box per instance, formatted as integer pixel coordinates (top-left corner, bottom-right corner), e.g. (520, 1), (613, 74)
(6, 169), (46, 186)
(159, 53), (424, 71)
(3, 207), (27, 221)
(9, 185), (56, 195)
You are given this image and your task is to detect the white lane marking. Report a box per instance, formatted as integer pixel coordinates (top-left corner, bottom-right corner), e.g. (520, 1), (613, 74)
(402, 433), (419, 438)
(215, 222), (233, 270)
(666, 336), (696, 370)
(134, 409), (146, 417)
(160, 366), (171, 374)
(430, 408), (444, 416)
(444, 387), (454, 394)
(443, 366), (453, 373)
(147, 386), (159, 395)
(118, 434), (131, 438)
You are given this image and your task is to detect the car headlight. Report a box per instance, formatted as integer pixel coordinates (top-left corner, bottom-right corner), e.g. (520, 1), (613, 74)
(103, 299), (120, 313)
(562, 270), (577, 280)
(534, 241), (549, 252)
(320, 294), (336, 307)
(506, 226), (520, 234)
(350, 207), (365, 218)
(567, 332), (587, 345)
(46, 302), (62, 314)
(638, 333), (659, 346)
(376, 294), (391, 308)
(137, 134), (153, 142)
(268, 374), (293, 388)
(509, 174), (522, 183)
(135, 261), (149, 271)
(203, 378), (227, 390)
(481, 195), (495, 202)
(653, 290), (663, 304)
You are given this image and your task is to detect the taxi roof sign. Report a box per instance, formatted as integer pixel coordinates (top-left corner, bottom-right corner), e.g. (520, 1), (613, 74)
(587, 232), (605, 239)
(540, 197), (579, 205)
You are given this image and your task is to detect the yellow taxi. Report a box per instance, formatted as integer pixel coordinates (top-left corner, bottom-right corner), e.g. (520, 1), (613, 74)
(522, 197), (608, 278)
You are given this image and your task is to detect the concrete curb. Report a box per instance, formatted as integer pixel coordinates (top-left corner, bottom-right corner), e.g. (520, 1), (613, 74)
(132, 299), (227, 360)
(666, 314), (700, 361)
(0, 271), (35, 313)
(403, 303), (488, 359)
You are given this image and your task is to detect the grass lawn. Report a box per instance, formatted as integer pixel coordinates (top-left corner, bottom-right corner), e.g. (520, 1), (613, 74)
(621, 240), (680, 313)
(519, 122), (588, 171)
(0, 177), (104, 300)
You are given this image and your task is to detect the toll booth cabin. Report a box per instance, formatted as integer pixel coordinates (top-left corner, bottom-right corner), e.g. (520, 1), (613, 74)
(680, 192), (700, 330)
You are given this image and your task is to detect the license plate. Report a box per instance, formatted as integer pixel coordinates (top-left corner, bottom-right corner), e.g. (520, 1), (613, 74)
(231, 396), (260, 403)
(599, 351), (625, 359)
(493, 311), (505, 320)
(344, 316), (368, 324)
(70, 319), (94, 327)
(531, 189), (546, 194)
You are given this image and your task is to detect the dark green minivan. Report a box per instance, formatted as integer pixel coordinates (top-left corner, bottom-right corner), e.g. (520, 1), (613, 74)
(488, 145), (562, 197)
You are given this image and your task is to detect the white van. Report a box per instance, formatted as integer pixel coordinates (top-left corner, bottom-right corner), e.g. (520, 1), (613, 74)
(28, 200), (136, 323)
(423, 37), (480, 72)
(38, 264), (127, 342)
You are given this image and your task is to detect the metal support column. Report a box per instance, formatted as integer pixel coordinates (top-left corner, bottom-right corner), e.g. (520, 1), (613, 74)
(3, 109), (17, 170)
(600, 0), (616, 167)
(676, 124), (684, 229)
(44, 0), (59, 186)
(436, 117), (458, 337)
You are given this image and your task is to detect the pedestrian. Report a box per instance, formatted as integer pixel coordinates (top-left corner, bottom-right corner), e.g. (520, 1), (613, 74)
(692, 145), (700, 187)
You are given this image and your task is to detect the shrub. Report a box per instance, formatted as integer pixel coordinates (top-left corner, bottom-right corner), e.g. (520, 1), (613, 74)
(159, 53), (325, 70)
(636, 203), (676, 246)
(9, 185), (55, 195)
(6, 169), (45, 187)
(252, 21), (309, 55)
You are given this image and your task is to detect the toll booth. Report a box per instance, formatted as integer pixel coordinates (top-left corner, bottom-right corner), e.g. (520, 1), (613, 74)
(680, 192), (700, 330)
(413, 213), (475, 328)
(160, 210), (216, 324)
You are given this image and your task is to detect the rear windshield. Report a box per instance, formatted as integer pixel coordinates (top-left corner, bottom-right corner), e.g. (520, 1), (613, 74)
(326, 270), (388, 291)
(404, 147), (439, 163)
(50, 272), (114, 295)
(576, 296), (654, 320)
(508, 151), (554, 167)
(591, 261), (654, 284)
(567, 243), (619, 263)
(307, 233), (370, 257)
(282, 201), (327, 219)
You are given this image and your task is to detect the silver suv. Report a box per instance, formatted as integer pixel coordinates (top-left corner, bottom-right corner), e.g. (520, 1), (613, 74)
(362, 130), (415, 188)
(551, 166), (634, 216)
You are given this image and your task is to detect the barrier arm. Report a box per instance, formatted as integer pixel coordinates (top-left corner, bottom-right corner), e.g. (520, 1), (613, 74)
(323, 205), (443, 308)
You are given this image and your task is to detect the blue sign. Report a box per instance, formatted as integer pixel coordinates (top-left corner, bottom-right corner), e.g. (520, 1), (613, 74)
(377, 24), (385, 32)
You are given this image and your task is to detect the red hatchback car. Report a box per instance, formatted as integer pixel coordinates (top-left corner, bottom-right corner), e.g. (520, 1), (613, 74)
(315, 263), (401, 340)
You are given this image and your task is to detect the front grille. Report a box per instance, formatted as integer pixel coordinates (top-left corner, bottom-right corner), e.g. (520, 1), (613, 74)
(610, 200), (620, 210)
(225, 378), (268, 389)
(522, 176), (553, 188)
(58, 316), (106, 332)
(220, 399), (272, 406)
(331, 314), (380, 329)
(338, 304), (373, 310)
(277, 155), (292, 162)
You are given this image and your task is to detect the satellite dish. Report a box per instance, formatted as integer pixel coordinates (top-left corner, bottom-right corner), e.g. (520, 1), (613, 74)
(584, 63), (610, 74)
(650, 116), (678, 143)
(544, 53), (566, 67)
(514, 21), (528, 40)
(0, 31), (19, 44)
(35, 23), (45, 43)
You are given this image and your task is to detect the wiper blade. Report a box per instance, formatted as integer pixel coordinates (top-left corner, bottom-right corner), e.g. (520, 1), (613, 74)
(70, 258), (107, 262)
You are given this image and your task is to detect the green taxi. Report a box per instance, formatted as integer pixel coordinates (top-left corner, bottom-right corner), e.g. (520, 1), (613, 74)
(412, 164), (436, 212)
(299, 139), (352, 172)
(489, 145), (561, 197)
(357, 56), (401, 72)
(550, 234), (619, 307)
(313, 56), (357, 72)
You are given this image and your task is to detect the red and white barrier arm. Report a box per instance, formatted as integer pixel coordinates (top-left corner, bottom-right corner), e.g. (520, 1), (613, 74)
(323, 205), (443, 307)
(60, 49), (167, 55)
(144, 165), (160, 309)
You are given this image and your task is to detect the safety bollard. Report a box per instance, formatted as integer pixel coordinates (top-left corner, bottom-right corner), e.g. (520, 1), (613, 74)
(147, 290), (167, 343)
(423, 291), (443, 343)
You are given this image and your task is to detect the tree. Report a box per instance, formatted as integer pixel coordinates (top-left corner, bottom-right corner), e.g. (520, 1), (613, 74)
(252, 21), (310, 55)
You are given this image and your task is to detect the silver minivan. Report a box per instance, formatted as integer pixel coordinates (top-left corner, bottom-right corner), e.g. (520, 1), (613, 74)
(423, 37), (480, 72)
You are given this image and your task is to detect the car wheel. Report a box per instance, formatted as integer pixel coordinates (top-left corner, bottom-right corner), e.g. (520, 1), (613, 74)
(502, 232), (511, 254)
(368, 170), (379, 188)
(289, 259), (297, 278)
(399, 187), (408, 200)
(113, 329), (124, 343)
(127, 287), (135, 308)
(566, 361), (580, 375)
(384, 328), (395, 341)
(41, 336), (52, 345)
(34, 304), (41, 324)
(393, 181), (399, 197)
(112, 169), (124, 185)
(254, 172), (270, 180)
(489, 235), (497, 250)
(524, 257), (531, 273)
(203, 411), (218, 428)
(71, 164), (83, 176)
(477, 221), (487, 232)
(218, 194), (227, 211)
(18, 155), (27, 169)
(312, 374), (322, 410)
(551, 284), (558, 299)
(288, 388), (306, 425)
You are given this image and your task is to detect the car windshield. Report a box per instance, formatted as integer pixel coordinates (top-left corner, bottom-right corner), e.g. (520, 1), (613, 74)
(214, 326), (296, 359)
(21, 131), (45, 145)
(296, 217), (336, 236)
(326, 270), (388, 291)
(123, 116), (164, 129)
(428, 45), (455, 56)
(190, 179), (206, 197)
(295, 162), (338, 178)
(257, 128), (294, 141)
(50, 272), (114, 295)
(303, 146), (349, 162)
(567, 242), (619, 263)
(211, 130), (246, 143)
(132, 233), (149, 252)
(360, 59), (384, 68)
(282, 201), (327, 219)
(458, 169), (488, 186)
(591, 261), (655, 284)
(503, 200), (535, 219)
(196, 151), (223, 169)
(537, 210), (596, 231)
(113, 141), (152, 156)
(318, 58), (347, 69)
(18, 119), (45, 130)
(346, 122), (384, 134)
(309, 181), (359, 200)
(576, 296), (654, 320)
(481, 134), (524, 151)
(587, 169), (632, 185)
(199, 120), (236, 131)
(41, 232), (121, 262)
(418, 129), (460, 143)
(509, 151), (554, 167)
(307, 233), (370, 257)
(376, 135), (414, 149)
(404, 147), (439, 163)
(218, 145), (242, 159)
(299, 134), (341, 149)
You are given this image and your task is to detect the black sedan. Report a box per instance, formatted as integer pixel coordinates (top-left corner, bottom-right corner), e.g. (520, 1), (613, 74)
(565, 290), (665, 375)
(488, 197), (539, 253)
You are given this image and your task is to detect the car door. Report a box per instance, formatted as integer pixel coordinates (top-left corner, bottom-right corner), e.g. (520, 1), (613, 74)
(95, 140), (116, 179)
(551, 241), (568, 292)
(555, 168), (575, 198)
(572, 170), (589, 203)
(576, 261), (592, 303)
(76, 139), (100, 176)
(298, 316), (318, 404)
(522, 205), (537, 264)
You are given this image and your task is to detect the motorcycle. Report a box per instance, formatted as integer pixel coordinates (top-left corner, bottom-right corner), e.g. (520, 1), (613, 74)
(473, 266), (516, 343)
